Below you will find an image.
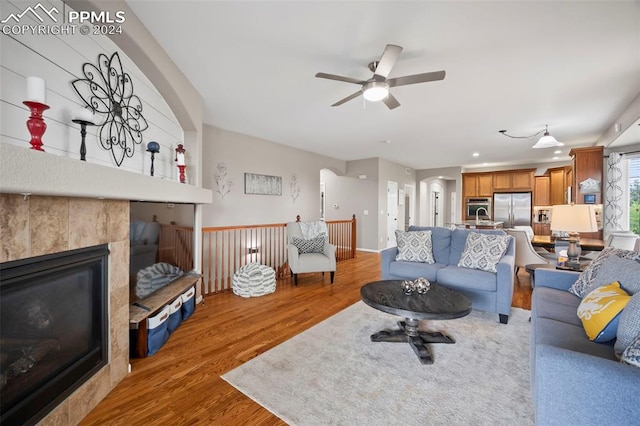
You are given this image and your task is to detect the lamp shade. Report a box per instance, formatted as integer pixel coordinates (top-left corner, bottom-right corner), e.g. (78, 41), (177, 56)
(532, 132), (563, 149)
(550, 204), (598, 233)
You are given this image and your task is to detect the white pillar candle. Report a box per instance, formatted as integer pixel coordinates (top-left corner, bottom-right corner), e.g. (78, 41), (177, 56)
(74, 107), (94, 122)
(177, 152), (186, 166)
(26, 76), (46, 104)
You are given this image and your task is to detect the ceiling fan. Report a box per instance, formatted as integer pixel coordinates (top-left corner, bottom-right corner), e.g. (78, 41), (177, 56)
(315, 44), (446, 110)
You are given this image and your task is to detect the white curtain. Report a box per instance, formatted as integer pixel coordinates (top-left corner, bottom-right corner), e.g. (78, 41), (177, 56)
(604, 152), (628, 240)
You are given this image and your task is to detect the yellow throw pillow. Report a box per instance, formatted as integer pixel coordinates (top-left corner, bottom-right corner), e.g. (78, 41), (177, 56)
(577, 281), (631, 343)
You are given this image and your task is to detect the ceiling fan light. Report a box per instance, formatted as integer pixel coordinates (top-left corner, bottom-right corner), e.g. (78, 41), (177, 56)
(532, 131), (562, 149)
(363, 81), (389, 102)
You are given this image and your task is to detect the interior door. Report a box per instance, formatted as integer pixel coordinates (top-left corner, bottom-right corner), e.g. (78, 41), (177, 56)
(387, 181), (398, 248)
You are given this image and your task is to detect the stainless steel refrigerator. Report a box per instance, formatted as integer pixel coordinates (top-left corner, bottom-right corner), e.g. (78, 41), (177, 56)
(493, 192), (532, 228)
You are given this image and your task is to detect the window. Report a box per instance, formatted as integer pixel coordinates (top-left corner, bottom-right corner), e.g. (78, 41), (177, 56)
(629, 156), (640, 234)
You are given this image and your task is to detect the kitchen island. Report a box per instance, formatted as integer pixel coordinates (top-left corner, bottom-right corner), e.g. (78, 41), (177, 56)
(447, 221), (504, 230)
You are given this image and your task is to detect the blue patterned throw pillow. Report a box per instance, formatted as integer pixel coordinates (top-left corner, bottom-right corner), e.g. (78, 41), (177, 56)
(621, 334), (640, 368)
(395, 230), (435, 264)
(292, 236), (326, 254)
(615, 291), (640, 358)
(458, 232), (510, 273)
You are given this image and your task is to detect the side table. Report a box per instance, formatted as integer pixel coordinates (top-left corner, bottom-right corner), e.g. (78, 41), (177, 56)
(525, 262), (587, 288)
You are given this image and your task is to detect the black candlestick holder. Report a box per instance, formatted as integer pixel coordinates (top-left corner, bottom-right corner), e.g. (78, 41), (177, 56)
(71, 119), (95, 161)
(146, 141), (160, 176)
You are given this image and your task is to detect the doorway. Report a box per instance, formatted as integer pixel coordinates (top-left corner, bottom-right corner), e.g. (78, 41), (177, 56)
(387, 181), (398, 248)
(404, 184), (415, 231)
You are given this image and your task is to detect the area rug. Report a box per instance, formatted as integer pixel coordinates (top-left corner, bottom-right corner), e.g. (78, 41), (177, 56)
(222, 301), (533, 425)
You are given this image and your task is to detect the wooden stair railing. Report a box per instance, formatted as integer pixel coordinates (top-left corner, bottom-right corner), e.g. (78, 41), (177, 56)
(158, 225), (194, 273)
(159, 216), (358, 296)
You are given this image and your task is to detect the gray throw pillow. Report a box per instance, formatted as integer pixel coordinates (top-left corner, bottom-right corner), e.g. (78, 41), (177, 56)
(615, 292), (640, 358)
(292, 236), (326, 254)
(395, 230), (435, 264)
(570, 247), (640, 298)
(572, 255), (640, 297)
(458, 232), (510, 273)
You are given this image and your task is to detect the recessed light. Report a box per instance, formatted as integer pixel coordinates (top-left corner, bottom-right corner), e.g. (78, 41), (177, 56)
(553, 156), (559, 160)
(482, 162), (488, 166)
(554, 150), (561, 154)
(472, 152), (479, 157)
(438, 176), (443, 179)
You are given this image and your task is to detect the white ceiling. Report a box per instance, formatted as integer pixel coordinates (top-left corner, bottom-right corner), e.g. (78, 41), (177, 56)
(126, 0), (640, 170)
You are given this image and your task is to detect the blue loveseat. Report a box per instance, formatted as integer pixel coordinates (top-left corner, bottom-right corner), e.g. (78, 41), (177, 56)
(531, 268), (640, 424)
(381, 226), (515, 323)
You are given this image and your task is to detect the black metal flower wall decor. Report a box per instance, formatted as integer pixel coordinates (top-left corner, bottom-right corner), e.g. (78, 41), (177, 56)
(71, 51), (148, 167)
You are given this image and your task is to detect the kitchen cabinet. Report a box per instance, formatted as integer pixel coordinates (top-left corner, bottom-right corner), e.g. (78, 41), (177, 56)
(570, 146), (604, 239)
(512, 170), (534, 190)
(492, 173), (511, 191)
(534, 176), (550, 206)
(533, 223), (551, 236)
(492, 170), (534, 192)
(570, 146), (603, 205)
(549, 168), (567, 205)
(463, 173), (492, 198)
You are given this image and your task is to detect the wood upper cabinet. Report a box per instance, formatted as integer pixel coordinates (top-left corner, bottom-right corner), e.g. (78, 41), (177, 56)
(511, 170), (534, 190)
(549, 167), (568, 205)
(477, 174), (493, 197)
(462, 174), (478, 198)
(463, 173), (492, 198)
(492, 170), (534, 192)
(492, 173), (511, 191)
(534, 176), (550, 206)
(570, 146), (603, 205)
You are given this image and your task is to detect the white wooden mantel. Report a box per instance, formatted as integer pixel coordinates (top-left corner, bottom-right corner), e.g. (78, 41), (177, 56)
(0, 142), (212, 204)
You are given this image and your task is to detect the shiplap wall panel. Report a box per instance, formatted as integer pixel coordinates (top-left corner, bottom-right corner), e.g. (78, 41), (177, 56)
(0, 0), (183, 180)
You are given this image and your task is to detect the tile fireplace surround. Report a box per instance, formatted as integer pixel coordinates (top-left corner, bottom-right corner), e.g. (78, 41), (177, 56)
(0, 142), (211, 424)
(0, 194), (130, 424)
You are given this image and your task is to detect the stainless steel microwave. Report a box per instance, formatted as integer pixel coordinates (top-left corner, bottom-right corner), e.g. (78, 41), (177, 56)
(466, 198), (491, 218)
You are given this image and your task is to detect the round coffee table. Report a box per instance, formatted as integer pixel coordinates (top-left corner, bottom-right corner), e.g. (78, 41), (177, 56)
(360, 280), (472, 364)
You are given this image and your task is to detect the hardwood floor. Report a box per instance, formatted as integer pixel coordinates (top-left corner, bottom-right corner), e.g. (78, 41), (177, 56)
(80, 251), (532, 425)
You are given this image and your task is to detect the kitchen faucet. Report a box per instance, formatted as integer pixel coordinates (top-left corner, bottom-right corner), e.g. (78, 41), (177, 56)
(475, 207), (490, 224)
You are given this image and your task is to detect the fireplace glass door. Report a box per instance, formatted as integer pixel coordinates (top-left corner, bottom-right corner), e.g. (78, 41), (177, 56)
(0, 245), (108, 425)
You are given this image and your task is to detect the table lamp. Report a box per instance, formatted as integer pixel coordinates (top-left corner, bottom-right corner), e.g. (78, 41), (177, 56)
(550, 204), (598, 267)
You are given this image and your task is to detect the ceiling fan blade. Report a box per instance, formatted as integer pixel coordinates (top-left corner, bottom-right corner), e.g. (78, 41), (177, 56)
(387, 70), (446, 87)
(382, 93), (400, 110)
(315, 72), (366, 85)
(331, 90), (362, 107)
(374, 44), (403, 78)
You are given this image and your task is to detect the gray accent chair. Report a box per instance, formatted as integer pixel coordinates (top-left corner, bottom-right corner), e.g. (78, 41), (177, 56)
(286, 221), (336, 286)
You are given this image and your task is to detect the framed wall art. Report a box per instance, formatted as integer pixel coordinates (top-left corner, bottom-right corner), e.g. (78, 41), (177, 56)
(244, 173), (282, 195)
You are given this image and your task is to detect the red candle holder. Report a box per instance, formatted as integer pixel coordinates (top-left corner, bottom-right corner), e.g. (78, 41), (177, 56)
(178, 165), (186, 184)
(23, 101), (50, 151)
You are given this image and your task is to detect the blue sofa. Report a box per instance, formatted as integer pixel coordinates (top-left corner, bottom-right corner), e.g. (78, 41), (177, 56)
(381, 226), (515, 323)
(531, 268), (640, 424)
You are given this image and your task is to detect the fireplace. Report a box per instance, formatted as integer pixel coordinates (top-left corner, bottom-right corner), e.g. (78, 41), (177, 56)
(0, 245), (109, 425)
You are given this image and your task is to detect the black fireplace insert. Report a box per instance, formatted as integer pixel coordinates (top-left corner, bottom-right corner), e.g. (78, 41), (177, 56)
(0, 244), (109, 425)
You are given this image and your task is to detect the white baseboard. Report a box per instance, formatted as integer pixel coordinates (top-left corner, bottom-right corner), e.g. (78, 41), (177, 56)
(356, 247), (383, 253)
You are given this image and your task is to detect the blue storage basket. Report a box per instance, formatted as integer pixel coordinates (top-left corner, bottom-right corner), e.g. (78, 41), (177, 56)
(147, 306), (170, 356)
(181, 286), (196, 320)
(166, 296), (183, 334)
